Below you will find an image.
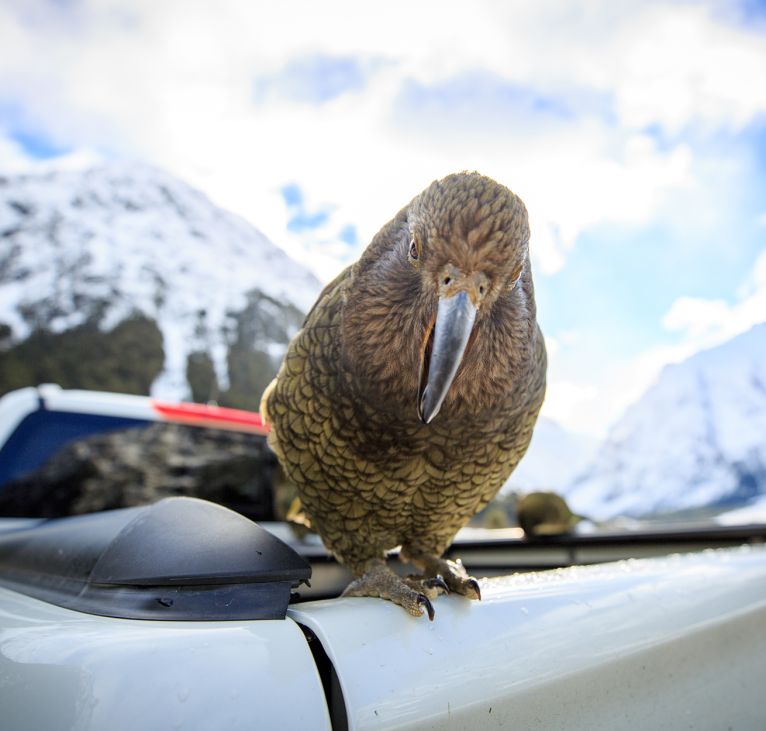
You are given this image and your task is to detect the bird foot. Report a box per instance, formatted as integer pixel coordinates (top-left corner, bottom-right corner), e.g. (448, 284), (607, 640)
(403, 554), (482, 601)
(441, 559), (482, 600)
(342, 562), (436, 620)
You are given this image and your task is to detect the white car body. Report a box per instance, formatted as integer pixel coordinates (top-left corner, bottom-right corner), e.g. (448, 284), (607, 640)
(1, 546), (765, 730)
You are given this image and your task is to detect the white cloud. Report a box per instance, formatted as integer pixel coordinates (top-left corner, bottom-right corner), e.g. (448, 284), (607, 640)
(543, 335), (560, 358)
(0, 135), (31, 173)
(662, 297), (734, 338)
(662, 250), (766, 348)
(608, 4), (766, 133)
(540, 380), (600, 435)
(1, 0), (756, 282)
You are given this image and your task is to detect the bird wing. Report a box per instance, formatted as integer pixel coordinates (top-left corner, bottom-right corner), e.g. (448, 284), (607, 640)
(299, 265), (353, 328)
(259, 264), (353, 453)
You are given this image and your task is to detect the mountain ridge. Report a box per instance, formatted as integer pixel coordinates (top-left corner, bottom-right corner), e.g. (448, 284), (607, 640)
(0, 162), (322, 406)
(566, 323), (766, 519)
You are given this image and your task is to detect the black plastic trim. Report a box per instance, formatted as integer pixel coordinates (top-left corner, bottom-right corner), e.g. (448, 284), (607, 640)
(0, 497), (311, 620)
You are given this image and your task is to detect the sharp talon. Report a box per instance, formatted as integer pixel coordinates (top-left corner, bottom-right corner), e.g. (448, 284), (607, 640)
(467, 578), (481, 600)
(426, 575), (449, 594)
(418, 594), (435, 621)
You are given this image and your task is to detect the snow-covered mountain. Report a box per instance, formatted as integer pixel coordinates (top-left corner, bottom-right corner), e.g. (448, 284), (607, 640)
(504, 417), (597, 493)
(0, 163), (322, 405)
(566, 323), (766, 519)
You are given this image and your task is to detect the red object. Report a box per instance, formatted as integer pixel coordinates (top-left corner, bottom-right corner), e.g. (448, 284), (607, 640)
(151, 400), (270, 435)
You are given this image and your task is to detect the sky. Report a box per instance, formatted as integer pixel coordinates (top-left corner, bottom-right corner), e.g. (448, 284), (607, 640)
(1, 0), (765, 438)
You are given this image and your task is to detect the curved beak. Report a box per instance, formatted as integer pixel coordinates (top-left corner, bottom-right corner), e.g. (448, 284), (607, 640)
(417, 290), (477, 424)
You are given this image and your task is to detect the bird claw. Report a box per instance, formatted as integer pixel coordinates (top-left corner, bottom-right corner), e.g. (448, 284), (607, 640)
(417, 593), (435, 621)
(405, 573), (449, 600)
(444, 572), (481, 601)
(464, 577), (481, 601)
(423, 575), (450, 595)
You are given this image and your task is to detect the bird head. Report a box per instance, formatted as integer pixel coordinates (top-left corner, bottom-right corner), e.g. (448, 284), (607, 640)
(343, 172), (533, 424)
(407, 173), (531, 422)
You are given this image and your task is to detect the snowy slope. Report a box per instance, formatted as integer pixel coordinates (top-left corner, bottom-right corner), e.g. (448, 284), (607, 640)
(505, 417), (597, 493)
(0, 163), (322, 398)
(566, 323), (766, 519)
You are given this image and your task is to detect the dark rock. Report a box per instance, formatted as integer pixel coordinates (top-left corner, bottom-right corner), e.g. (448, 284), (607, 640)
(219, 289), (304, 411)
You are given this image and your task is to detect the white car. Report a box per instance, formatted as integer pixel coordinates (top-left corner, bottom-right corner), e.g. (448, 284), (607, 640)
(1, 386), (765, 730)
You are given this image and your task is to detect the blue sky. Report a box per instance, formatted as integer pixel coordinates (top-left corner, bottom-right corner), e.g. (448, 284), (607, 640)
(1, 0), (765, 436)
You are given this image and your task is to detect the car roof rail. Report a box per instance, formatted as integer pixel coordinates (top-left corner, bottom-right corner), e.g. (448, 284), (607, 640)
(0, 497), (311, 620)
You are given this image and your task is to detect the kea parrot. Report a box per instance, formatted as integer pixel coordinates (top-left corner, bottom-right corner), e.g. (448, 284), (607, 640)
(261, 172), (546, 619)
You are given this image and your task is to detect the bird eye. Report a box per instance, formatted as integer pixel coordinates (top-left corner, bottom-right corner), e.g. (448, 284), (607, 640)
(408, 238), (419, 261)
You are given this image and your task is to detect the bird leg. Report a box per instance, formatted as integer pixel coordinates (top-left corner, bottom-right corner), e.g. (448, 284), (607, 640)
(342, 559), (437, 620)
(400, 550), (482, 601)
